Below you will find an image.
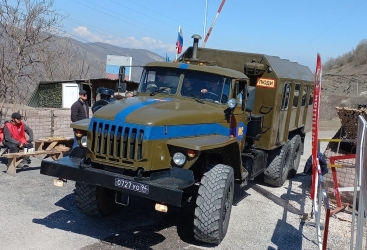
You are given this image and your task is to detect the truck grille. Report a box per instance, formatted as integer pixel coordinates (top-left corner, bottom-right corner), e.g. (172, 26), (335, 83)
(89, 121), (144, 161)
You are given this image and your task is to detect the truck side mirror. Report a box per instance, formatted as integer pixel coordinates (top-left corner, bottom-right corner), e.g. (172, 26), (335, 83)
(119, 66), (125, 83)
(245, 86), (256, 112)
(116, 66), (127, 93)
(115, 82), (127, 93)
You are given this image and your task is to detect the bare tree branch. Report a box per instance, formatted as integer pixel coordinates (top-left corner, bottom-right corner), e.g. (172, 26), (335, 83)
(0, 0), (63, 103)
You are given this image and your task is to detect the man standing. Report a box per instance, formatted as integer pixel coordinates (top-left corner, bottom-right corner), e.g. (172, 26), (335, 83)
(71, 89), (89, 148)
(3, 112), (34, 167)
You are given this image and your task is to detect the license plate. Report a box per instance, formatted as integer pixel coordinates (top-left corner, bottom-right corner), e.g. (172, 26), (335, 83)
(115, 178), (149, 194)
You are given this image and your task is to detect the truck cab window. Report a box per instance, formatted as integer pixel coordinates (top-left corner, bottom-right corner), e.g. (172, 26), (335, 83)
(139, 68), (180, 94)
(302, 85), (308, 106)
(181, 72), (230, 104)
(293, 83), (301, 108)
(309, 89), (314, 105)
(281, 83), (291, 110)
(236, 81), (246, 105)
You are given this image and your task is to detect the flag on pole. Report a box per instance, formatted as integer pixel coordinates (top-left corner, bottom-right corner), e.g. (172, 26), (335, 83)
(176, 26), (183, 54)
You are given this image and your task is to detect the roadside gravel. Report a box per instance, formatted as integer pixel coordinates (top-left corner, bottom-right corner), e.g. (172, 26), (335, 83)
(0, 123), (360, 250)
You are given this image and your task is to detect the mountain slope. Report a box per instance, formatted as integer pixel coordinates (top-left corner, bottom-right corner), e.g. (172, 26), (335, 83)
(320, 39), (367, 119)
(69, 40), (165, 82)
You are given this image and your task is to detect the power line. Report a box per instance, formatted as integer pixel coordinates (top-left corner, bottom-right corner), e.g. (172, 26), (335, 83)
(52, 26), (148, 65)
(71, 0), (173, 41)
(61, 0), (367, 67)
(122, 0), (250, 50)
(64, 15), (173, 59)
(108, 0), (176, 29)
(71, 0), (236, 50)
(294, 0), (367, 56)
(66, 16), (147, 50)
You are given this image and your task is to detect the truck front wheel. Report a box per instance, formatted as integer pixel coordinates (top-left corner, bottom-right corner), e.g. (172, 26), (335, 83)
(194, 164), (234, 244)
(264, 141), (292, 187)
(75, 182), (116, 217)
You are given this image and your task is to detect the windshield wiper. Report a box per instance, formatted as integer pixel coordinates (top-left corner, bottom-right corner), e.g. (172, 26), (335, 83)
(188, 93), (204, 104)
(150, 87), (171, 96)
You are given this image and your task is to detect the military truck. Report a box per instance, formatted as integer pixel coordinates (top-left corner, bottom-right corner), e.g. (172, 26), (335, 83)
(40, 35), (314, 244)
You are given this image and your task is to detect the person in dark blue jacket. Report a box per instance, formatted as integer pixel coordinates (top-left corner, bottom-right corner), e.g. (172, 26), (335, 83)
(303, 152), (329, 176)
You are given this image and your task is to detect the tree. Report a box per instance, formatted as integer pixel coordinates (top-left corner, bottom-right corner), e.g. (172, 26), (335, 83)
(0, 0), (63, 103)
(39, 36), (104, 81)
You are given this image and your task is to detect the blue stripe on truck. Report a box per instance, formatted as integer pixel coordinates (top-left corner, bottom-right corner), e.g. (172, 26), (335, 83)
(89, 118), (247, 140)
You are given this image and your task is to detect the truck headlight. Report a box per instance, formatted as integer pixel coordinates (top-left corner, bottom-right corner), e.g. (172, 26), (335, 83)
(81, 136), (88, 147)
(173, 152), (186, 166)
(227, 98), (237, 109)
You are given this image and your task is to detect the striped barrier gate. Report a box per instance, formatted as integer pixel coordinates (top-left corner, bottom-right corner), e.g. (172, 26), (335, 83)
(318, 138), (356, 215)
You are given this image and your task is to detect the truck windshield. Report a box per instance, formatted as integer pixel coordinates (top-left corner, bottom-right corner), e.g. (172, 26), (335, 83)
(139, 68), (180, 95)
(139, 67), (231, 103)
(181, 71), (230, 104)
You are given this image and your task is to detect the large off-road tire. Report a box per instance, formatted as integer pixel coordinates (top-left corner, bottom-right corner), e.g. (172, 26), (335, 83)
(288, 135), (302, 178)
(194, 164), (234, 244)
(75, 182), (116, 217)
(264, 141), (292, 187)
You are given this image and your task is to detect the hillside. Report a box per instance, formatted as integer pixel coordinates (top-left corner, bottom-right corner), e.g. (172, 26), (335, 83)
(0, 32), (165, 103)
(71, 40), (165, 81)
(66, 38), (165, 82)
(320, 39), (367, 119)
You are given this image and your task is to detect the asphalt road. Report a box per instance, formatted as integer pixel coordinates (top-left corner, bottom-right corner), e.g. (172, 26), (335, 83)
(0, 130), (352, 250)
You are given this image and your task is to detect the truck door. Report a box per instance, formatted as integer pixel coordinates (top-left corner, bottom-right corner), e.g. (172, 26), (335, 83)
(231, 80), (248, 149)
(277, 83), (291, 143)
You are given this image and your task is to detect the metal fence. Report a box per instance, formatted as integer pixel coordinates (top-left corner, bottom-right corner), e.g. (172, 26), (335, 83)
(350, 115), (367, 249)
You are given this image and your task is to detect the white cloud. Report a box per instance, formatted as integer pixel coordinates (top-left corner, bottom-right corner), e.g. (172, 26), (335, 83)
(73, 26), (91, 36)
(73, 26), (105, 43)
(141, 37), (176, 52)
(72, 26), (176, 53)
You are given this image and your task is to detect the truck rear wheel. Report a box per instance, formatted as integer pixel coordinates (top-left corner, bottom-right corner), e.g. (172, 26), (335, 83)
(288, 135), (302, 178)
(194, 164), (234, 244)
(264, 141), (292, 187)
(75, 182), (116, 217)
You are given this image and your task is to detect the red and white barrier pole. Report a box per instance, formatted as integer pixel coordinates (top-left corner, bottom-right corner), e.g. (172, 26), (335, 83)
(201, 0), (226, 48)
(311, 53), (322, 200)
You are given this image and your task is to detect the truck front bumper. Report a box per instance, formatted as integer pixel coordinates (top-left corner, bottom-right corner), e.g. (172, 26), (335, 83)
(40, 154), (194, 207)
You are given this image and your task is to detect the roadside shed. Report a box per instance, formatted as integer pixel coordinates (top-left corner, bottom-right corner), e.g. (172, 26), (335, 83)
(27, 78), (139, 108)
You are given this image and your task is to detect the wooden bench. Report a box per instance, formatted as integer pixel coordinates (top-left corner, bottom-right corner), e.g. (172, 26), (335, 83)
(3, 149), (66, 177)
(0, 146), (8, 157)
(34, 137), (73, 160)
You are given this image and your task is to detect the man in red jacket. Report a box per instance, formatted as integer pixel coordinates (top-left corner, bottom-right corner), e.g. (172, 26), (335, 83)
(3, 112), (34, 167)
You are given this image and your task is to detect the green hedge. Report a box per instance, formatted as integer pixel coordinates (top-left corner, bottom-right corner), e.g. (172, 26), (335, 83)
(37, 84), (62, 108)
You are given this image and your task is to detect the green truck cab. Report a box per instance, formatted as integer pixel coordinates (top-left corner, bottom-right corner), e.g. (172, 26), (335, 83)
(40, 35), (314, 244)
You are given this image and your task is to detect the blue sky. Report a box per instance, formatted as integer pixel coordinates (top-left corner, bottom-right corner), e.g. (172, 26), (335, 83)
(53, 0), (367, 70)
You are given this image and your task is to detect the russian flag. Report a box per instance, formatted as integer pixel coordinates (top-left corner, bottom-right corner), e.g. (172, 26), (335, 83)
(176, 26), (183, 54)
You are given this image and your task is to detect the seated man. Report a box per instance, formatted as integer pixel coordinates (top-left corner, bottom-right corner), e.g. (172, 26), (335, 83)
(155, 72), (179, 93)
(3, 112), (34, 167)
(200, 78), (223, 101)
(181, 78), (199, 95)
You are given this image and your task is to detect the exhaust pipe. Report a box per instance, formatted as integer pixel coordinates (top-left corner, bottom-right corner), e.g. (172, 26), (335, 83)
(191, 34), (202, 60)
